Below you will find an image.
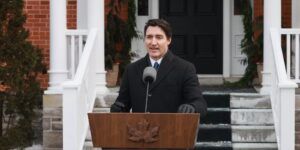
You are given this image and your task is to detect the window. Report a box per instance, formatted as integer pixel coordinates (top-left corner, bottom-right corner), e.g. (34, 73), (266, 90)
(138, 0), (148, 16)
(234, 0), (243, 15)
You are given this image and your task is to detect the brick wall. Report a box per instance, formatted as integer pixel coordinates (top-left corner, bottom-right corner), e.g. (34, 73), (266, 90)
(254, 0), (291, 27)
(67, 0), (77, 29)
(24, 0), (50, 89)
(24, 0), (77, 89)
(282, 0), (291, 28)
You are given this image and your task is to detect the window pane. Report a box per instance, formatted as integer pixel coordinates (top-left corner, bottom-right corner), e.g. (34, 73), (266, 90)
(138, 0), (148, 16)
(234, 0), (243, 15)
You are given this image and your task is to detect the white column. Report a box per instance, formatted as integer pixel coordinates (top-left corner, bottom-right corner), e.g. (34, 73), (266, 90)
(292, 0), (300, 28)
(87, 0), (108, 94)
(261, 0), (281, 94)
(45, 0), (68, 94)
(223, 1), (231, 78)
(77, 0), (87, 29)
(150, 0), (159, 19)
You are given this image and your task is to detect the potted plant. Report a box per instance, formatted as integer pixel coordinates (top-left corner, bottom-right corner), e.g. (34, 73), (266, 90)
(105, 0), (138, 87)
(253, 16), (263, 84)
(234, 1), (263, 87)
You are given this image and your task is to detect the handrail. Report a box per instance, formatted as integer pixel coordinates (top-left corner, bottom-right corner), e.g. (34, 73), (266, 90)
(279, 28), (300, 34)
(270, 28), (297, 150)
(66, 29), (88, 35)
(62, 28), (98, 150)
(270, 29), (293, 83)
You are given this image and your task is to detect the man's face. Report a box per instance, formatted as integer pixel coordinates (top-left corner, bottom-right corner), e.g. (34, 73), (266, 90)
(145, 26), (171, 60)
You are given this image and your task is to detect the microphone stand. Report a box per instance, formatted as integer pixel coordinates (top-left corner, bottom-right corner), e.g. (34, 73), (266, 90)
(144, 81), (150, 112)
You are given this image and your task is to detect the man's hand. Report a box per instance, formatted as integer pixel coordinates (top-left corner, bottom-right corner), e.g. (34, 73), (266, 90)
(177, 104), (195, 113)
(110, 101), (126, 112)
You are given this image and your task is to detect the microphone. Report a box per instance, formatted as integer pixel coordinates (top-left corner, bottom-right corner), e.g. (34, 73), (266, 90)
(143, 67), (157, 112)
(143, 67), (157, 83)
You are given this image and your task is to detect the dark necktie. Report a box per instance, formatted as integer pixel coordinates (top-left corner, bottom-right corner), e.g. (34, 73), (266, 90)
(153, 62), (159, 70)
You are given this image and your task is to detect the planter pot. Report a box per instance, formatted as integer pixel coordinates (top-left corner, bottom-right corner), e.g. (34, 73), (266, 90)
(106, 63), (119, 87)
(256, 63), (263, 85)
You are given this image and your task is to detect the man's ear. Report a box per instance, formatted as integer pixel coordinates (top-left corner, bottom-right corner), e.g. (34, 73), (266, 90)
(167, 38), (172, 45)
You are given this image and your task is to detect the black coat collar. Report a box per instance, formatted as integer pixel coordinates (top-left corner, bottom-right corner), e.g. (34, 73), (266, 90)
(137, 51), (176, 91)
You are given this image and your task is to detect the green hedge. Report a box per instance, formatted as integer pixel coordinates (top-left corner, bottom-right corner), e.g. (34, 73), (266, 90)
(0, 0), (45, 148)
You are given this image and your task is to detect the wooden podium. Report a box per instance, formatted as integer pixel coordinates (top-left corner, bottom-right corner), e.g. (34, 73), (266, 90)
(88, 113), (200, 149)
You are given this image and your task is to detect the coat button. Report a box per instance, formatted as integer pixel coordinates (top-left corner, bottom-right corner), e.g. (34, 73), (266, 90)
(148, 94), (152, 97)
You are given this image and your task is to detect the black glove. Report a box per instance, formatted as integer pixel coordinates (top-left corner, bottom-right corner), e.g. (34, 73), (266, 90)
(177, 104), (195, 113)
(110, 101), (126, 112)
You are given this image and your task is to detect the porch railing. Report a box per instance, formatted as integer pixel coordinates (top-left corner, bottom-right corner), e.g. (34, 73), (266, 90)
(280, 28), (300, 83)
(62, 28), (98, 150)
(270, 28), (297, 150)
(66, 29), (88, 79)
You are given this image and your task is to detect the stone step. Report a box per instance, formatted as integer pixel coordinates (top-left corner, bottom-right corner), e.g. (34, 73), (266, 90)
(93, 107), (110, 113)
(203, 93), (230, 108)
(296, 144), (300, 150)
(297, 131), (300, 144)
(197, 124), (231, 142)
(232, 143), (277, 150)
(24, 145), (43, 150)
(201, 108), (230, 124)
(95, 93), (118, 108)
(232, 125), (276, 143)
(230, 93), (266, 100)
(297, 109), (300, 123)
(296, 87), (300, 94)
(198, 76), (224, 85)
(231, 109), (274, 125)
(230, 93), (271, 109)
(195, 141), (232, 150)
(296, 95), (300, 109)
(83, 141), (102, 150)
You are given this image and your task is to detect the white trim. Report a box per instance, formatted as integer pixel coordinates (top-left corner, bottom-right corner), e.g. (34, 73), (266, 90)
(77, 0), (87, 29)
(150, 0), (159, 19)
(292, 0), (300, 28)
(223, 1), (231, 77)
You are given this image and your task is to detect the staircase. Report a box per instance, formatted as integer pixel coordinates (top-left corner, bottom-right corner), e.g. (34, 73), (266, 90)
(230, 93), (277, 150)
(195, 93), (232, 150)
(83, 89), (300, 150)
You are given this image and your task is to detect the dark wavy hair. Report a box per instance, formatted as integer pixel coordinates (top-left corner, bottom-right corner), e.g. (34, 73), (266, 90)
(144, 19), (172, 39)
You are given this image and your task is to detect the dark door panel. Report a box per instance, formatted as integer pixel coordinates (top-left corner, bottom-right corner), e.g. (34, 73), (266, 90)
(160, 0), (223, 74)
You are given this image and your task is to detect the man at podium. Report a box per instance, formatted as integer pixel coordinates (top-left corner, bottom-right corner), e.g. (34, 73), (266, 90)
(110, 19), (207, 115)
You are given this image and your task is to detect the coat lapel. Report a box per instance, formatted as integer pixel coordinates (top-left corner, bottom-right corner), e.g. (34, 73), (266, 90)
(149, 51), (175, 91)
(137, 55), (151, 83)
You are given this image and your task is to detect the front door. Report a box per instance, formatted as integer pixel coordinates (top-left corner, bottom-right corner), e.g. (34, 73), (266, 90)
(159, 0), (223, 74)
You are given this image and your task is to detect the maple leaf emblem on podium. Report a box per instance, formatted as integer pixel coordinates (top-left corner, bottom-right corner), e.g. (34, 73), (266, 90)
(127, 119), (159, 143)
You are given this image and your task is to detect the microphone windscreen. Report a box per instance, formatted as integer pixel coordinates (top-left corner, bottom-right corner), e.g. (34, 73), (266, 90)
(143, 66), (157, 83)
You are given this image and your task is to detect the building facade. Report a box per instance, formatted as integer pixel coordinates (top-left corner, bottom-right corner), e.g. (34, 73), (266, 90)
(21, 0), (300, 149)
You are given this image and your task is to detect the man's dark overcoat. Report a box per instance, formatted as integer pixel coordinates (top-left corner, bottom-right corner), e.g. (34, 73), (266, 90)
(115, 51), (207, 115)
